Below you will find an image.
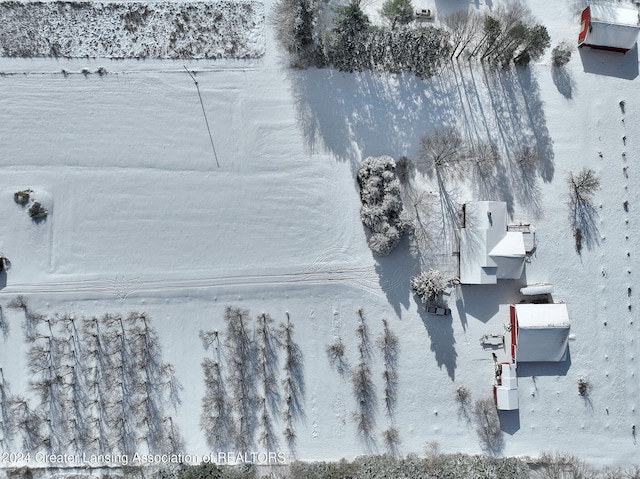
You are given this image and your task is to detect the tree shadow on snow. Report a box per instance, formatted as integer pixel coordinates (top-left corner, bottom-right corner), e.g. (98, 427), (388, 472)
(551, 65), (575, 99)
(375, 237), (419, 318)
(287, 68), (461, 172)
(571, 198), (600, 252)
(417, 298), (457, 381)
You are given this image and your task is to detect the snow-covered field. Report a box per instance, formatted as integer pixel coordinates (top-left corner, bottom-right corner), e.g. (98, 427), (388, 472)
(0, 0), (639, 472)
(0, 1), (265, 59)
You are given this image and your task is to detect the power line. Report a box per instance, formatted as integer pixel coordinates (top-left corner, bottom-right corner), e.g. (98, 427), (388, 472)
(184, 66), (220, 168)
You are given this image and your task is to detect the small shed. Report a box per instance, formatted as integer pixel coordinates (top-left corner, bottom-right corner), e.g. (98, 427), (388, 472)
(494, 362), (518, 410)
(510, 303), (570, 363)
(578, 5), (640, 53)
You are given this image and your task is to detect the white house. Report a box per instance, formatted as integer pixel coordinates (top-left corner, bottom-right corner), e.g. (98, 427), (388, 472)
(578, 5), (640, 53)
(509, 303), (571, 363)
(459, 201), (525, 284)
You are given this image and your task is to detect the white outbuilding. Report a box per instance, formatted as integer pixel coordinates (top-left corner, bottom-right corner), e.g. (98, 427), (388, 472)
(578, 5), (640, 53)
(494, 362), (519, 410)
(509, 303), (571, 363)
(459, 201), (526, 284)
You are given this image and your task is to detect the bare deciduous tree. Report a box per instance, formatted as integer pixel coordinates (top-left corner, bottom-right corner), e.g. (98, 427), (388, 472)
(376, 319), (399, 418)
(442, 10), (480, 59)
(280, 313), (305, 455)
(326, 336), (349, 376)
(382, 426), (400, 456)
(417, 127), (467, 180)
(351, 310), (376, 447)
(469, 142), (500, 177)
(224, 306), (258, 452)
(473, 397), (503, 455)
(567, 168), (600, 203)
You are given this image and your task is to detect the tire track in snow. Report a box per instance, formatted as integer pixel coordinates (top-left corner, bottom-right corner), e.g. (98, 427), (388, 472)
(0, 247), (396, 298)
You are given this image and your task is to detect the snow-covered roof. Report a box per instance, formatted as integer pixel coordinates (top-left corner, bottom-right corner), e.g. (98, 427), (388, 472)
(590, 5), (639, 25)
(459, 202), (525, 284)
(496, 363), (518, 410)
(585, 5), (640, 50)
(496, 387), (519, 410)
(515, 304), (570, 362)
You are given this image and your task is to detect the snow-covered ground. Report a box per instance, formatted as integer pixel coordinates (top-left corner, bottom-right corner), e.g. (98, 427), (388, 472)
(0, 0), (639, 471)
(0, 1), (265, 59)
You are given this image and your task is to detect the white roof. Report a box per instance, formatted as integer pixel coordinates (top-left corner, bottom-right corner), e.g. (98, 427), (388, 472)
(496, 386), (519, 410)
(586, 6), (640, 50)
(515, 304), (570, 362)
(496, 365), (519, 411)
(459, 202), (525, 284)
(590, 5), (639, 25)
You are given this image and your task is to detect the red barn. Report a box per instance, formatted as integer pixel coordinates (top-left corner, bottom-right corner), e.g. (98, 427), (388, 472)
(578, 5), (640, 53)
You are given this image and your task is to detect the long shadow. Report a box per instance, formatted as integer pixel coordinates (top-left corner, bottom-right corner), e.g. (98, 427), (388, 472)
(571, 197), (600, 252)
(516, 350), (572, 377)
(515, 66), (555, 183)
(498, 409), (520, 435)
(579, 45), (639, 80)
(375, 237), (418, 318)
(287, 68), (458, 171)
(510, 160), (544, 221)
(0, 304), (7, 339)
(417, 298), (457, 381)
(551, 65), (575, 99)
(460, 278), (527, 323)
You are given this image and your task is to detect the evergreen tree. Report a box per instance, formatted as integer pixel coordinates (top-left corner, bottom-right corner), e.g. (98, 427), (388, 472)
(380, 0), (414, 30)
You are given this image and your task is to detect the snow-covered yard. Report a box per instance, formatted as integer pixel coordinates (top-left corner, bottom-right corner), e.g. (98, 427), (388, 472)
(0, 0), (639, 473)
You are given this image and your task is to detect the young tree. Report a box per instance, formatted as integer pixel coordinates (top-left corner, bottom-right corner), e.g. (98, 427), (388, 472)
(280, 313), (305, 455)
(224, 306), (258, 452)
(567, 168), (600, 203)
(351, 310), (376, 445)
(326, 336), (349, 376)
(379, 0), (414, 30)
(473, 397), (503, 454)
(376, 319), (399, 418)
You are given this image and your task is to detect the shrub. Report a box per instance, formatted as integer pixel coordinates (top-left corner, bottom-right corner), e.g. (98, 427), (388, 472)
(578, 378), (590, 396)
(410, 269), (448, 305)
(13, 189), (31, 206)
(551, 41), (572, 67)
(456, 385), (471, 404)
(28, 202), (47, 220)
